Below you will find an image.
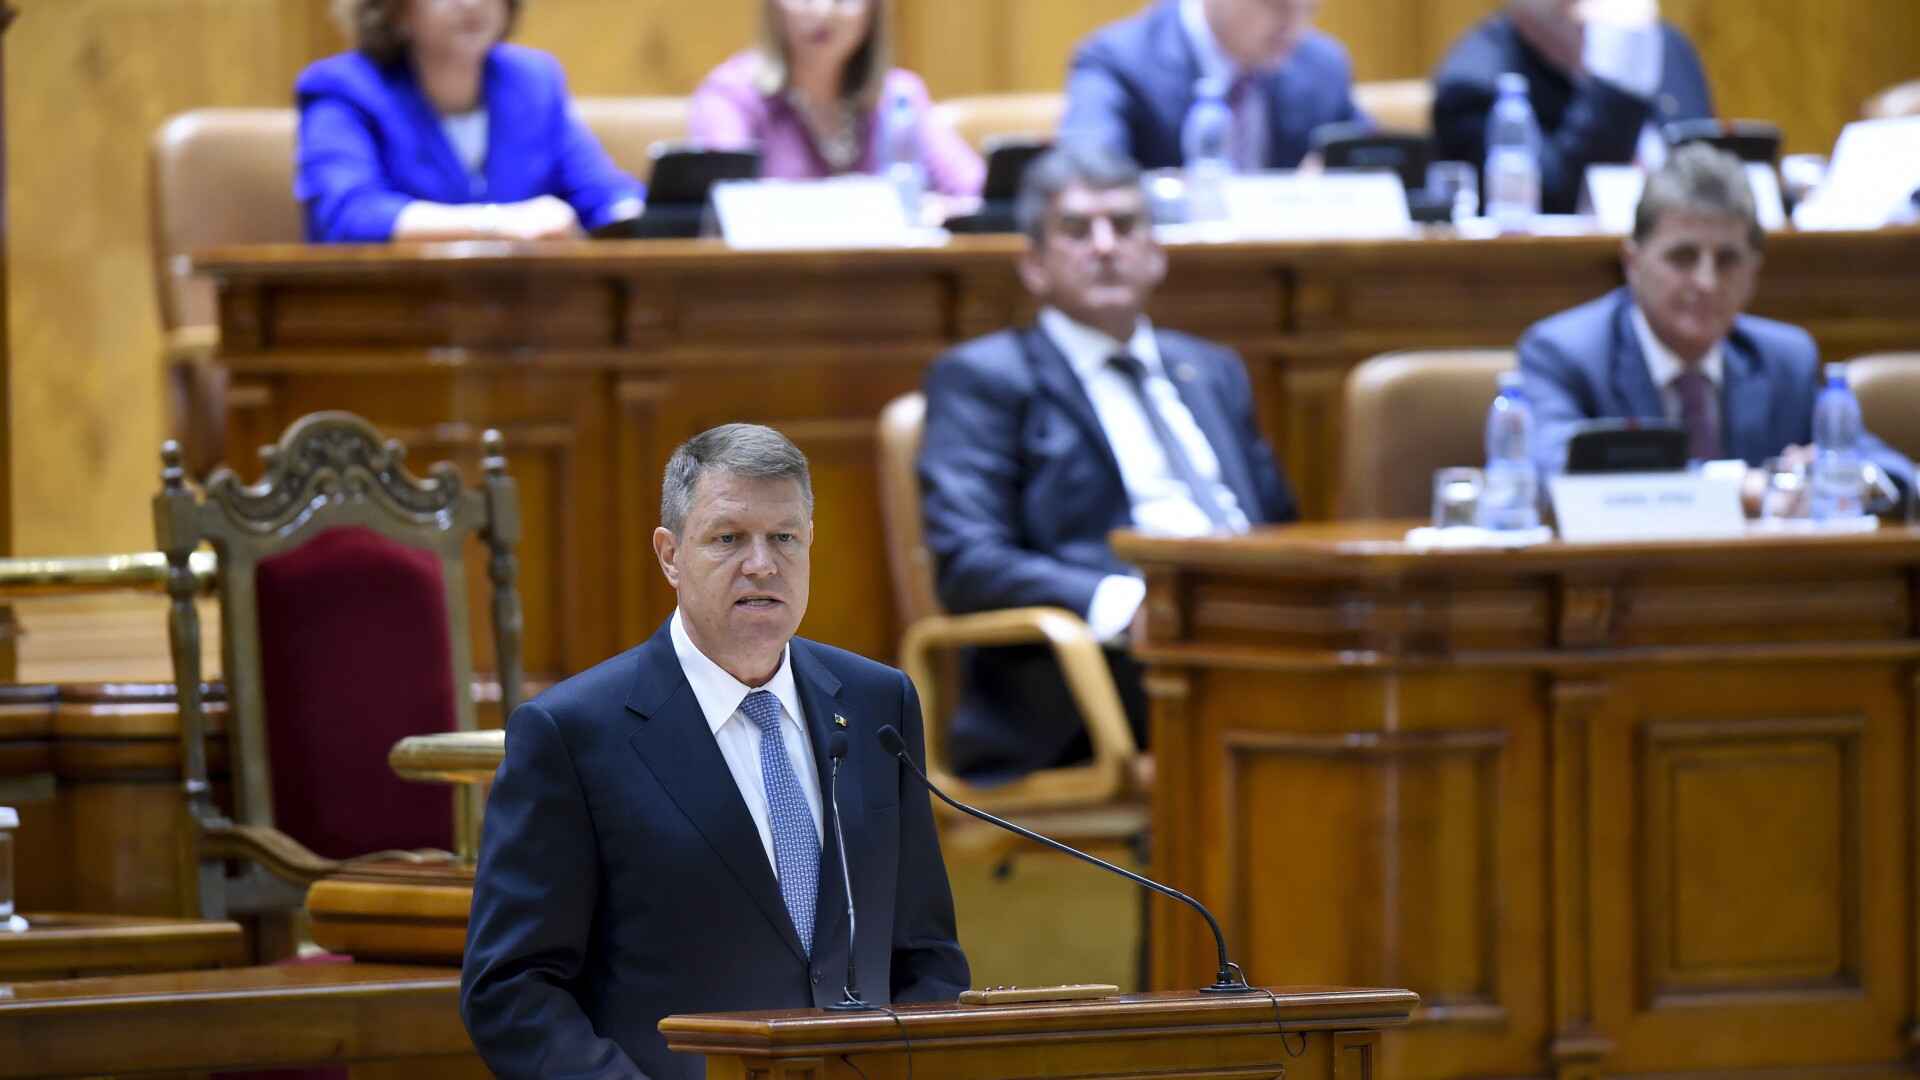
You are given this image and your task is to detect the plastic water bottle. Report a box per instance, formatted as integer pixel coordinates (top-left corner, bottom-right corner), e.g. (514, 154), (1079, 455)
(1481, 371), (1541, 531)
(1484, 73), (1542, 233)
(1181, 77), (1233, 225)
(1809, 363), (1865, 520)
(880, 87), (925, 222)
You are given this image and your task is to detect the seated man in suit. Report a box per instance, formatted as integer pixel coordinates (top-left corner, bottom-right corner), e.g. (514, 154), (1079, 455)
(1058, 0), (1362, 172)
(1432, 0), (1715, 214)
(1521, 144), (1913, 510)
(463, 424), (968, 1080)
(919, 144), (1298, 780)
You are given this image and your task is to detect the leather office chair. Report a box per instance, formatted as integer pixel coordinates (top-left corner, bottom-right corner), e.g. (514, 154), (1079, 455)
(149, 109), (302, 479)
(931, 93), (1064, 153)
(1339, 349), (1516, 520)
(1353, 79), (1435, 137)
(573, 96), (691, 183)
(1864, 79), (1920, 120)
(155, 412), (525, 946)
(1846, 353), (1920, 462)
(876, 393), (1145, 845)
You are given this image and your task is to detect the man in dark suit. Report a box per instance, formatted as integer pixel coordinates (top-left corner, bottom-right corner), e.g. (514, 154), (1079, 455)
(918, 144), (1297, 781)
(462, 424), (968, 1080)
(1521, 144), (1912, 509)
(1058, 0), (1362, 172)
(1432, 0), (1715, 214)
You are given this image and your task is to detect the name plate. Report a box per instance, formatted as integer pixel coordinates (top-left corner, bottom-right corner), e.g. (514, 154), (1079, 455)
(1549, 471), (1746, 541)
(1219, 172), (1413, 240)
(713, 177), (930, 250)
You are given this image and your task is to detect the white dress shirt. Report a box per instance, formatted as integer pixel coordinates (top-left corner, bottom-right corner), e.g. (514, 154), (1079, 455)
(439, 108), (490, 178)
(669, 610), (823, 877)
(1039, 307), (1251, 639)
(1631, 302), (1724, 433)
(1180, 0), (1269, 171)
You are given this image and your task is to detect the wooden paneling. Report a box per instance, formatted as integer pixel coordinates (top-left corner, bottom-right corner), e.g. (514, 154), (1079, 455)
(1120, 522), (1920, 1080)
(8, 0), (1919, 566)
(195, 230), (1920, 672)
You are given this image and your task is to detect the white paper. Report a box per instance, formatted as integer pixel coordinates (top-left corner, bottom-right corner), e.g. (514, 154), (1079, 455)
(1548, 471), (1747, 541)
(713, 177), (936, 250)
(1584, 162), (1786, 235)
(1792, 116), (1920, 231)
(1216, 171), (1414, 240)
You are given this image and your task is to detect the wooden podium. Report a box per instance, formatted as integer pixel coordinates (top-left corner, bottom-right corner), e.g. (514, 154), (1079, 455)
(662, 986), (1416, 1080)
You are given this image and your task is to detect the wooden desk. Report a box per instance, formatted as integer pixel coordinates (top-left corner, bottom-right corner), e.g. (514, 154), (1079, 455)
(663, 985), (1417, 1080)
(0, 912), (243, 981)
(0, 963), (476, 1078)
(1114, 522), (1920, 1080)
(197, 229), (1920, 674)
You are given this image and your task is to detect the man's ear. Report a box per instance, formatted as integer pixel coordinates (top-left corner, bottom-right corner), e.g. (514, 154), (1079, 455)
(1016, 245), (1048, 299)
(652, 526), (680, 589)
(1620, 237), (1640, 290)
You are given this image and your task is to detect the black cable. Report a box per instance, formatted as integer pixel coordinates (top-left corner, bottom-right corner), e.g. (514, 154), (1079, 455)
(1252, 983), (1306, 1058)
(839, 1003), (914, 1080)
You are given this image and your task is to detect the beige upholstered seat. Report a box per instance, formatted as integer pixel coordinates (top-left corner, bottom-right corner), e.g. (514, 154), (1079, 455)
(931, 93), (1064, 152)
(1846, 353), (1920, 463)
(876, 392), (1145, 845)
(1339, 349), (1516, 520)
(1863, 79), (1920, 120)
(573, 96), (690, 183)
(1354, 79), (1435, 135)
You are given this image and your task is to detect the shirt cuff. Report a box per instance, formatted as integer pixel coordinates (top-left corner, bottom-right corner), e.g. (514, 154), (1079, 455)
(1583, 20), (1664, 101)
(1086, 574), (1147, 643)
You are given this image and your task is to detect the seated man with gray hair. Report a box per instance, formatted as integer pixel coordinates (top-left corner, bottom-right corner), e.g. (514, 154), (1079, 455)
(917, 143), (1297, 781)
(1519, 142), (1912, 510)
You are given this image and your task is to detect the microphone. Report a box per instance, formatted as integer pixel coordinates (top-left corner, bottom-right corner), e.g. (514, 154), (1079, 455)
(821, 728), (870, 1011)
(875, 725), (1254, 995)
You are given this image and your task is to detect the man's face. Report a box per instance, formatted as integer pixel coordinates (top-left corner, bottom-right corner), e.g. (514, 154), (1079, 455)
(652, 471), (812, 685)
(1201, 0), (1322, 71)
(1018, 181), (1165, 338)
(1623, 211), (1761, 364)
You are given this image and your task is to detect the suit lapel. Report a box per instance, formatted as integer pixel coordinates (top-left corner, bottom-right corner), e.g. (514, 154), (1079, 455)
(389, 56), (473, 200)
(1610, 295), (1670, 421)
(791, 641), (860, 963)
(1158, 332), (1262, 517)
(623, 627), (809, 964)
(1719, 331), (1772, 463)
(1023, 326), (1129, 493)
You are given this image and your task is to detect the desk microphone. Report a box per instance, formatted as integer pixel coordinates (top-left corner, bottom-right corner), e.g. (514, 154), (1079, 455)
(874, 725), (1254, 995)
(822, 729), (871, 1011)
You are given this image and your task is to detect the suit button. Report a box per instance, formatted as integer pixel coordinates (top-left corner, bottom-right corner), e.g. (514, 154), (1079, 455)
(811, 970), (823, 984)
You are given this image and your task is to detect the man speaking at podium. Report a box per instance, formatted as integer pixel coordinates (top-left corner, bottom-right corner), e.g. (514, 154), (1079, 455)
(462, 424), (968, 1080)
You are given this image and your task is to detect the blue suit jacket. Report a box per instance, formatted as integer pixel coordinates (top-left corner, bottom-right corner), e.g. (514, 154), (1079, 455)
(1520, 288), (1914, 496)
(295, 44), (643, 242)
(461, 622), (968, 1080)
(918, 325), (1296, 777)
(1058, 0), (1362, 170)
(1431, 15), (1713, 213)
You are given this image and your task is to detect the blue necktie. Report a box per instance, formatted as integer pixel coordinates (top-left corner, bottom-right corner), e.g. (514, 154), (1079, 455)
(741, 690), (819, 954)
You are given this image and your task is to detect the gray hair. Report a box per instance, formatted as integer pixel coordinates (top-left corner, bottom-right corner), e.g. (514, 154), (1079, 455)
(1634, 142), (1765, 252)
(1014, 143), (1146, 244)
(660, 424), (813, 536)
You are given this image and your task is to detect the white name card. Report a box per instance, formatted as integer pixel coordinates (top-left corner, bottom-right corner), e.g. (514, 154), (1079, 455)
(713, 177), (933, 250)
(1585, 163), (1786, 236)
(1549, 471), (1746, 541)
(1218, 171), (1413, 240)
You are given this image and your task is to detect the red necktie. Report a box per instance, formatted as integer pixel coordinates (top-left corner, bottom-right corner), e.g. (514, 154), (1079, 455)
(1672, 366), (1719, 461)
(1226, 74), (1261, 172)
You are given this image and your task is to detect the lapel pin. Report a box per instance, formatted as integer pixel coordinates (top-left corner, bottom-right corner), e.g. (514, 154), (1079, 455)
(1175, 362), (1197, 382)
(835, 714), (848, 727)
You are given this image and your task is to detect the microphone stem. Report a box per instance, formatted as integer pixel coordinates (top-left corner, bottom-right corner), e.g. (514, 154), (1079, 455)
(823, 755), (869, 1010)
(900, 751), (1250, 994)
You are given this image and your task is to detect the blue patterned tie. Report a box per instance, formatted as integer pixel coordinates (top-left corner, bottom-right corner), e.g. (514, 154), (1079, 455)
(741, 690), (819, 954)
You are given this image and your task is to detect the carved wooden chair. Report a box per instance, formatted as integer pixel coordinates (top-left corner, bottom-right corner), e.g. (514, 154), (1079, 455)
(1339, 349), (1516, 519)
(876, 393), (1146, 850)
(154, 412), (524, 934)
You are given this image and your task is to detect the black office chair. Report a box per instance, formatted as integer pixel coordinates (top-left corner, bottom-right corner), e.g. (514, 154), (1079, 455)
(1309, 121), (1446, 221)
(1662, 119), (1782, 164)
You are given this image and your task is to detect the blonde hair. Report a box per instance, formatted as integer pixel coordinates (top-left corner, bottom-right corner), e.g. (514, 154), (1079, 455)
(334, 0), (525, 66)
(749, 0), (891, 112)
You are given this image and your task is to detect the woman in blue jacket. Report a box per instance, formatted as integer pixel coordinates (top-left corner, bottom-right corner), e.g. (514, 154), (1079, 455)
(297, 0), (642, 242)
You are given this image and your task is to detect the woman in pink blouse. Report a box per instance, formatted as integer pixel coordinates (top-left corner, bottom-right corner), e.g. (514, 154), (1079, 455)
(689, 0), (985, 207)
